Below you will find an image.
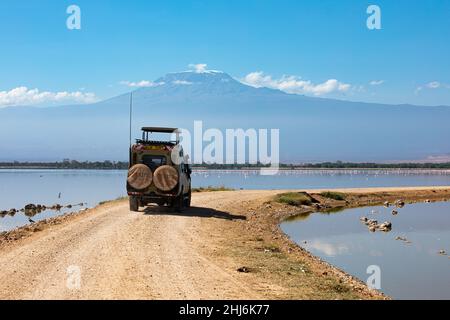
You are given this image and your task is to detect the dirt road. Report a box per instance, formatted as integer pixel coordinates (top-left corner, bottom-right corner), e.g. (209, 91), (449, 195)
(1, 187), (448, 300)
(0, 190), (278, 299)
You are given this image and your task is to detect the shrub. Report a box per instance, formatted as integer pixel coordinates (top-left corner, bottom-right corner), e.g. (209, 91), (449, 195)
(192, 185), (234, 192)
(320, 191), (346, 201)
(275, 192), (313, 206)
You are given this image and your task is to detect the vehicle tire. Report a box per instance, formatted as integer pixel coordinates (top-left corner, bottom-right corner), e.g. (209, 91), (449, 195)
(127, 164), (153, 190)
(153, 165), (179, 192)
(184, 189), (191, 208)
(129, 196), (139, 212)
(173, 194), (184, 213)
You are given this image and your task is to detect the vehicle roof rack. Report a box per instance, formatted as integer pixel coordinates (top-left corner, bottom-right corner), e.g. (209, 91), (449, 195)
(141, 127), (179, 133)
(140, 127), (180, 144)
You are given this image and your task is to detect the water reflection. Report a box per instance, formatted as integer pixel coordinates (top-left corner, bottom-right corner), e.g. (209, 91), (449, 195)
(281, 201), (450, 299)
(307, 240), (350, 257)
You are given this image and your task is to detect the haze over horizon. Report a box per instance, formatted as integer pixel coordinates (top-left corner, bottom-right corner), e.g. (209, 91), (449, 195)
(1, 69), (450, 163)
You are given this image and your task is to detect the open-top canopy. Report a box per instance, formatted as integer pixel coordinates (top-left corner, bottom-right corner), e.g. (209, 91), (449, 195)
(141, 127), (179, 133)
(138, 127), (180, 144)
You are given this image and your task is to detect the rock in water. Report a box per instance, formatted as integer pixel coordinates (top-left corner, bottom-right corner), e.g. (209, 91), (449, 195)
(395, 200), (405, 208)
(378, 221), (392, 232)
(24, 204), (36, 210)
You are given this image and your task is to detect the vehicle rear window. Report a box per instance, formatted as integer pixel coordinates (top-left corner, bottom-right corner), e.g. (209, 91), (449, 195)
(142, 155), (167, 171)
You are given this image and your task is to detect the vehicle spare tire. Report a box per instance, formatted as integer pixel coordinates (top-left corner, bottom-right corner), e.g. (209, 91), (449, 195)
(153, 165), (179, 191)
(127, 164), (153, 190)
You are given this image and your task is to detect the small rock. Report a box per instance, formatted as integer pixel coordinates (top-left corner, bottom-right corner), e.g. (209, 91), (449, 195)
(378, 221), (392, 232)
(439, 250), (446, 255)
(237, 267), (250, 273)
(392, 209), (398, 215)
(380, 221), (392, 228)
(425, 199), (431, 203)
(383, 201), (390, 207)
(360, 217), (368, 223)
(51, 204), (63, 210)
(395, 200), (405, 208)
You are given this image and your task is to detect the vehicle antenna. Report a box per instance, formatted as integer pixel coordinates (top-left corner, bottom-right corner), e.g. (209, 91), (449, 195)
(129, 92), (133, 148)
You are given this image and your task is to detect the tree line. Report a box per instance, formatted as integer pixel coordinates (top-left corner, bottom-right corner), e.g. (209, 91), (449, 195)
(1, 160), (450, 170)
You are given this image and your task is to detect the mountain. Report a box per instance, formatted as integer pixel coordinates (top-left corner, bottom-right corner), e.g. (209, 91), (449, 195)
(1, 71), (450, 162)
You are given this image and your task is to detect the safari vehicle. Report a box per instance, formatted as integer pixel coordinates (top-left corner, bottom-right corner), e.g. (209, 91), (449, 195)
(126, 127), (192, 212)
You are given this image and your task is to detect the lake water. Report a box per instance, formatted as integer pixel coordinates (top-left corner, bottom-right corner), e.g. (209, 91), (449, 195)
(281, 202), (450, 299)
(1, 169), (450, 232)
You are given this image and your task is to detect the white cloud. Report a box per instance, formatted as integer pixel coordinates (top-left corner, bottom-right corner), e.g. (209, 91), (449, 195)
(241, 71), (351, 96)
(120, 80), (163, 88)
(369, 80), (384, 86)
(173, 80), (193, 85)
(415, 86), (423, 95)
(187, 63), (222, 74)
(426, 81), (441, 89)
(416, 81), (450, 95)
(188, 63), (208, 73)
(0, 87), (97, 107)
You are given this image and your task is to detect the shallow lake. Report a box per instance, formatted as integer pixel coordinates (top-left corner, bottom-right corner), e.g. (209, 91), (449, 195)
(281, 201), (450, 299)
(1, 169), (450, 232)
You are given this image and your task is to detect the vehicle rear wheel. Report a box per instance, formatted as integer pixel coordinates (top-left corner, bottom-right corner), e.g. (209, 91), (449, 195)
(173, 194), (184, 213)
(129, 196), (139, 212)
(184, 189), (191, 208)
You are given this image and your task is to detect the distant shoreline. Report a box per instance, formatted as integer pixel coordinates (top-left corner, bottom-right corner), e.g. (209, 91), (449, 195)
(1, 160), (450, 170)
(1, 167), (450, 172)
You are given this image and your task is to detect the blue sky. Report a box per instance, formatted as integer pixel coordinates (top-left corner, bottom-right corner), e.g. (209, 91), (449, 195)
(1, 0), (449, 106)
